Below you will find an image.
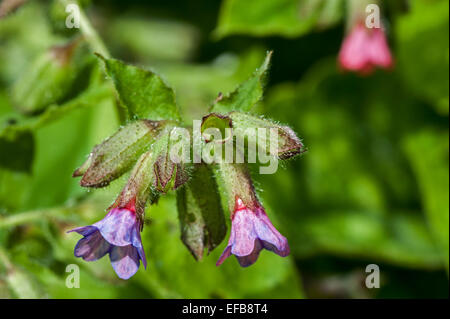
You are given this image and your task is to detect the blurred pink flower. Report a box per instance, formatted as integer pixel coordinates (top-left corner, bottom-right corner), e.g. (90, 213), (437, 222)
(338, 23), (393, 74)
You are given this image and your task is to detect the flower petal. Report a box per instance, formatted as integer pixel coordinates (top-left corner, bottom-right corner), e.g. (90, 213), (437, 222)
(235, 239), (263, 267)
(338, 24), (372, 71)
(95, 208), (139, 247)
(229, 208), (258, 257)
(109, 245), (140, 280)
(254, 210), (290, 257)
(67, 225), (98, 237)
(369, 28), (393, 68)
(73, 230), (111, 261)
(216, 246), (232, 266)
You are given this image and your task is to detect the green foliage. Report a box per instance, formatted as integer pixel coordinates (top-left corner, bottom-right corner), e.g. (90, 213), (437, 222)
(0, 0), (448, 299)
(177, 164), (227, 260)
(259, 58), (448, 274)
(404, 130), (449, 271)
(215, 0), (344, 38)
(11, 40), (94, 114)
(396, 0), (449, 115)
(105, 16), (199, 63)
(96, 54), (181, 121)
(211, 51), (271, 113)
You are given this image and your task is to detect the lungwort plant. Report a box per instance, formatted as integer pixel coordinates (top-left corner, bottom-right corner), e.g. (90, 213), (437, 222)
(69, 51), (305, 279)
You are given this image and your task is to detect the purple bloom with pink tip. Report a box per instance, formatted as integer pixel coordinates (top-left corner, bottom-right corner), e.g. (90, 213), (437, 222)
(338, 23), (393, 74)
(68, 207), (146, 280)
(216, 197), (289, 267)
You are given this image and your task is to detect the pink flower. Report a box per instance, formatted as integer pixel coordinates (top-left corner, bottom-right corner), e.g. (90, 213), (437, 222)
(338, 23), (393, 74)
(216, 197), (289, 267)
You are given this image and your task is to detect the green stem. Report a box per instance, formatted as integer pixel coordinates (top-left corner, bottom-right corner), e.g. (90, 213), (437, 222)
(0, 209), (58, 229)
(0, 200), (105, 230)
(216, 162), (258, 212)
(60, 0), (110, 57)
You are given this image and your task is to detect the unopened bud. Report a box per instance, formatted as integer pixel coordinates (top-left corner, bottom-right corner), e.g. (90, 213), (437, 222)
(75, 120), (171, 188)
(229, 111), (304, 160)
(153, 131), (190, 193)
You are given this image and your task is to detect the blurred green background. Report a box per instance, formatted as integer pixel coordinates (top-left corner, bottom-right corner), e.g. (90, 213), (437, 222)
(0, 0), (448, 298)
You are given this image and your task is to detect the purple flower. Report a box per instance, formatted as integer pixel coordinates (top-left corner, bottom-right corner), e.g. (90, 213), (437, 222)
(68, 207), (146, 280)
(216, 197), (289, 267)
(338, 23), (393, 74)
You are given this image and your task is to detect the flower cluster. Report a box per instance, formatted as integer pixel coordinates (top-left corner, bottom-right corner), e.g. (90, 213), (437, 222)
(68, 52), (304, 280)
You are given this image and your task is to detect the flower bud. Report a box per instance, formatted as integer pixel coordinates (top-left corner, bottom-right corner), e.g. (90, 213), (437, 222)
(228, 111), (304, 160)
(152, 130), (190, 193)
(74, 120), (171, 188)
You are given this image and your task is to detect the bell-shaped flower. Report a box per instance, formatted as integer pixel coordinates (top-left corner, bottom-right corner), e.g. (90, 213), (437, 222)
(216, 197), (289, 267)
(338, 23), (393, 74)
(68, 203), (146, 280)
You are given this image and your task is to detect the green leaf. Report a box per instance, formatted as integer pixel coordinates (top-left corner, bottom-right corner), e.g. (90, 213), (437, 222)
(0, 84), (112, 175)
(96, 54), (181, 121)
(0, 0), (62, 84)
(155, 48), (266, 123)
(105, 16), (199, 63)
(403, 130), (449, 272)
(1, 84), (112, 134)
(214, 0), (344, 39)
(211, 51), (272, 114)
(176, 164), (227, 260)
(290, 210), (444, 269)
(11, 40), (95, 114)
(15, 87), (119, 211)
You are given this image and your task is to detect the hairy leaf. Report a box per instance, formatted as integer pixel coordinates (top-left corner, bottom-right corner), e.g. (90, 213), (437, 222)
(176, 164), (227, 260)
(210, 51), (272, 114)
(96, 54), (181, 121)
